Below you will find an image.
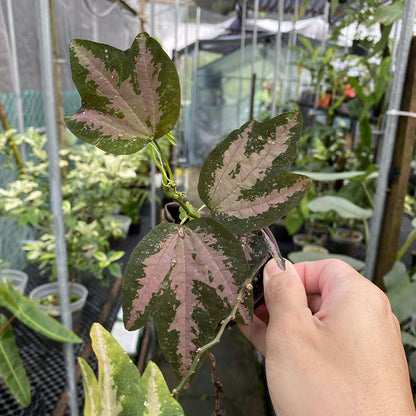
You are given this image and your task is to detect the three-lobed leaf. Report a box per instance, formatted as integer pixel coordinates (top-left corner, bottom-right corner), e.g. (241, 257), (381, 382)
(0, 314), (31, 407)
(198, 112), (312, 234)
(65, 33), (180, 154)
(122, 218), (252, 378)
(0, 284), (82, 343)
(79, 323), (184, 415)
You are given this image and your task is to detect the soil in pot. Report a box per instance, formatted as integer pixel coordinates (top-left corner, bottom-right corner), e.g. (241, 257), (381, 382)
(329, 228), (363, 257)
(292, 233), (323, 252)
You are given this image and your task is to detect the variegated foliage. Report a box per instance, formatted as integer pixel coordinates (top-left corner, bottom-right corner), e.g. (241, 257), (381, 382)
(66, 33), (311, 386)
(198, 112), (312, 234)
(79, 323), (184, 416)
(122, 218), (252, 378)
(65, 33), (180, 154)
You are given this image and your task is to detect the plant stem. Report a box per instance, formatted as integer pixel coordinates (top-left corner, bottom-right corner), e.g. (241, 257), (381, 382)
(0, 315), (16, 337)
(397, 229), (416, 261)
(0, 101), (25, 175)
(172, 279), (253, 397)
(363, 220), (370, 246)
(149, 139), (199, 219)
(361, 182), (374, 209)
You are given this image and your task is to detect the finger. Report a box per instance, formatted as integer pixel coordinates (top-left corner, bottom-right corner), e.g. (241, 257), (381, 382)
(238, 315), (267, 355)
(294, 259), (361, 298)
(254, 302), (269, 324)
(307, 293), (322, 314)
(263, 259), (311, 326)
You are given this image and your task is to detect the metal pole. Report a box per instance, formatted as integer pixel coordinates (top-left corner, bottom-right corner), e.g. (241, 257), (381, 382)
(271, 0), (283, 117)
(237, 0), (247, 125)
(38, 1), (78, 415)
(6, 0), (24, 134)
(365, 0), (416, 280)
(92, 0), (98, 41)
(189, 6), (201, 163)
(150, 0), (157, 228)
(182, 1), (189, 162)
(280, 0), (299, 110)
(250, 0), (259, 118)
(313, 0), (330, 111)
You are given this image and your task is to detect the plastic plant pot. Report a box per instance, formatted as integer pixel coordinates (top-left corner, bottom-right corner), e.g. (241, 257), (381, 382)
(29, 282), (88, 329)
(330, 228), (363, 257)
(109, 214), (132, 238)
(0, 269), (29, 294)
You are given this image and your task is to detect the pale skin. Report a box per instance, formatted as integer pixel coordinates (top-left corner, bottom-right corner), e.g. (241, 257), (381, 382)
(239, 258), (416, 416)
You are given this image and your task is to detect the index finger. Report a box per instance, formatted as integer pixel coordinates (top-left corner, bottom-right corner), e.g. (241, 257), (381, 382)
(293, 259), (362, 298)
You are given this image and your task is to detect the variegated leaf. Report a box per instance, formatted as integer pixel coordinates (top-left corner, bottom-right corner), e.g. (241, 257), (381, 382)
(122, 218), (252, 378)
(65, 33), (180, 154)
(0, 314), (31, 407)
(198, 112), (312, 234)
(239, 229), (283, 277)
(79, 323), (184, 416)
(141, 361), (184, 416)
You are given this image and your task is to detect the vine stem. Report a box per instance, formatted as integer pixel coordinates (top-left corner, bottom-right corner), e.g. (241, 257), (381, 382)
(0, 315), (16, 337)
(172, 278), (253, 397)
(150, 138), (199, 219)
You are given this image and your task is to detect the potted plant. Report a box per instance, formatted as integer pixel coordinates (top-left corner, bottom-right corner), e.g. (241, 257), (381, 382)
(64, 32), (312, 413)
(0, 282), (81, 407)
(0, 260), (28, 294)
(308, 195), (373, 257)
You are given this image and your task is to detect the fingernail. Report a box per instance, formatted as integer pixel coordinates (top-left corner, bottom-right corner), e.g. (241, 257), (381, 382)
(264, 259), (285, 287)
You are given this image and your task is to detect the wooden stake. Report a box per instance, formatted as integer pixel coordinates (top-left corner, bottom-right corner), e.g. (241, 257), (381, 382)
(373, 37), (416, 288)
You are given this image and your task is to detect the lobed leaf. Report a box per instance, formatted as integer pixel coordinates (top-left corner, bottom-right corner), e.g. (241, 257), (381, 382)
(0, 314), (31, 407)
(79, 323), (184, 415)
(65, 33), (180, 154)
(0, 284), (82, 343)
(198, 112), (312, 234)
(122, 218), (252, 378)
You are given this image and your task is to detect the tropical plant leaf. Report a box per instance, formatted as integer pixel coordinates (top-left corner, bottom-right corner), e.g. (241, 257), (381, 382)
(122, 218), (252, 378)
(0, 284), (82, 343)
(288, 251), (365, 271)
(0, 314), (31, 407)
(198, 112), (312, 235)
(65, 33), (180, 155)
(79, 323), (184, 415)
(141, 361), (184, 415)
(308, 196), (373, 220)
(293, 170), (367, 181)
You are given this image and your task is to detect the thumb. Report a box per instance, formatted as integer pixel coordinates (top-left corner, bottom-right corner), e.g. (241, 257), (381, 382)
(263, 259), (309, 325)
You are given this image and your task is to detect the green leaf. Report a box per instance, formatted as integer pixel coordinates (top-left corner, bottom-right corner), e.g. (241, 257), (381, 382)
(65, 33), (180, 155)
(0, 284), (82, 343)
(0, 314), (31, 407)
(108, 263), (122, 278)
(308, 196), (373, 220)
(371, 1), (404, 26)
(383, 262), (416, 323)
(285, 207), (304, 235)
(402, 331), (416, 349)
(198, 112), (312, 234)
(79, 323), (184, 415)
(288, 251), (365, 271)
(122, 218), (252, 378)
(293, 171), (367, 181)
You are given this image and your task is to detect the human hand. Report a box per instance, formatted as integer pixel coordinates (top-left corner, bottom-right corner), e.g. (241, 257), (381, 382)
(240, 259), (415, 416)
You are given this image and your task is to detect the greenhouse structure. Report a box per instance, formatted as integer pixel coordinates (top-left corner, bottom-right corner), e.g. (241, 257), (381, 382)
(1, 0), (416, 415)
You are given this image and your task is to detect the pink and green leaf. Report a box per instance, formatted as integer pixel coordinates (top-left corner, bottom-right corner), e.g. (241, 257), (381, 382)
(122, 218), (252, 378)
(65, 33), (180, 154)
(198, 112), (312, 234)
